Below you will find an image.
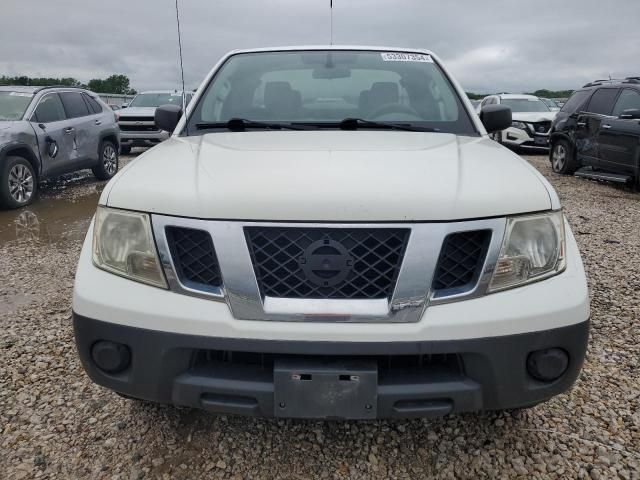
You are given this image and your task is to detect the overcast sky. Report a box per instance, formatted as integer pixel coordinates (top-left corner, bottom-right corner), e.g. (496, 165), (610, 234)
(2, 0), (639, 94)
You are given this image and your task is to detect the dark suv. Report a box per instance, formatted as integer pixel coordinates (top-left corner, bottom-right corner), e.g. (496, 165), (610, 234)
(549, 77), (640, 187)
(0, 86), (120, 209)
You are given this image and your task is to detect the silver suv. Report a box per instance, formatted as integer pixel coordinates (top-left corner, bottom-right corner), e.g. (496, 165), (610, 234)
(117, 90), (192, 154)
(0, 86), (120, 209)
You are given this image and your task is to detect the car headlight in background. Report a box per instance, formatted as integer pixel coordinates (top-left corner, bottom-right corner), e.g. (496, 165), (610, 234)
(511, 121), (528, 130)
(92, 206), (167, 288)
(489, 211), (566, 292)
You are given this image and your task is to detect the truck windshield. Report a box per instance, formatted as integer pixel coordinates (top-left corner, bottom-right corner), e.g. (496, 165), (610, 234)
(129, 93), (183, 108)
(0, 91), (34, 120)
(501, 98), (550, 113)
(187, 50), (477, 135)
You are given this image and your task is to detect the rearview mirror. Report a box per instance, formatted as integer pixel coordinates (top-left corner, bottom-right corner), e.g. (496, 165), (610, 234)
(480, 105), (512, 133)
(155, 104), (183, 132)
(619, 109), (640, 120)
(312, 67), (352, 79)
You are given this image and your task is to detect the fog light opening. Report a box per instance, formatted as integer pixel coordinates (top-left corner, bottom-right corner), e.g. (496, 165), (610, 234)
(526, 348), (569, 382)
(91, 340), (131, 374)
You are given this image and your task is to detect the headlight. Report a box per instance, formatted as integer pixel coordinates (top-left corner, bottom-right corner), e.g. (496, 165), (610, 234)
(489, 211), (566, 292)
(511, 121), (528, 130)
(92, 206), (167, 288)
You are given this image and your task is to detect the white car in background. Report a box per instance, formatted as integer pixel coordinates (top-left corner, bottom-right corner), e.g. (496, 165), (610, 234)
(479, 94), (557, 150)
(117, 90), (194, 154)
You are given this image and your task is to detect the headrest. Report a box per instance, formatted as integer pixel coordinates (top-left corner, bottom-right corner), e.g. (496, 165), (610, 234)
(264, 81), (294, 110)
(369, 82), (399, 105)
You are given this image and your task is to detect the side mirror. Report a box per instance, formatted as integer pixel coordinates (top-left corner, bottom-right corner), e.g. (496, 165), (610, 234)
(619, 109), (640, 120)
(480, 105), (512, 133)
(121, 103), (128, 109)
(155, 104), (183, 132)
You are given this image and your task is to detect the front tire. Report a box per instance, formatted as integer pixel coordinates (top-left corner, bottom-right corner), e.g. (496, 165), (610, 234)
(550, 139), (577, 175)
(0, 156), (38, 209)
(92, 141), (119, 181)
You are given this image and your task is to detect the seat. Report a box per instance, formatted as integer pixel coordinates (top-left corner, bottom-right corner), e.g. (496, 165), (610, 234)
(264, 81), (301, 119)
(368, 82), (400, 113)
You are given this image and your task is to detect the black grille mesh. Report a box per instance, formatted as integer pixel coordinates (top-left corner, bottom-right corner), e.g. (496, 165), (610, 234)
(432, 230), (491, 291)
(165, 227), (222, 289)
(245, 228), (409, 299)
(118, 116), (154, 123)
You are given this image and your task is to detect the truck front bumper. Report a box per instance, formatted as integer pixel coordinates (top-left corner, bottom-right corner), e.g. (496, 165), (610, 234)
(501, 127), (550, 150)
(119, 130), (169, 147)
(74, 313), (589, 419)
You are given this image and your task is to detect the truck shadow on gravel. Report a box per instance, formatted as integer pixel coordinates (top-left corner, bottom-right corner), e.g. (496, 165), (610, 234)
(119, 398), (539, 475)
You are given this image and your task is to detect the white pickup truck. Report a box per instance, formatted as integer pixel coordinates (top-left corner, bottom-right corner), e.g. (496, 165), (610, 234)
(117, 90), (193, 154)
(73, 46), (589, 420)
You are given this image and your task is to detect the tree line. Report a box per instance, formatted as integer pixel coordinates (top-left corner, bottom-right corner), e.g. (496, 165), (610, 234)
(0, 74), (137, 95)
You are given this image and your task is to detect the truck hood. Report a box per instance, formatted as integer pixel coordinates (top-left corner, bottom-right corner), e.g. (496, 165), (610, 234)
(118, 107), (156, 117)
(511, 112), (557, 122)
(103, 131), (553, 221)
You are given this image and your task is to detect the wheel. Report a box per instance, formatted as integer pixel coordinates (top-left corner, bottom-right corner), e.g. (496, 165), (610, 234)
(120, 145), (131, 155)
(92, 141), (119, 180)
(0, 156), (38, 209)
(550, 139), (577, 175)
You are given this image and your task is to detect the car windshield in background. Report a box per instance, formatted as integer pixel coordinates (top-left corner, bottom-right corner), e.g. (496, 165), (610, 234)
(0, 91), (33, 120)
(187, 50), (477, 135)
(540, 98), (558, 108)
(501, 98), (550, 113)
(129, 93), (183, 108)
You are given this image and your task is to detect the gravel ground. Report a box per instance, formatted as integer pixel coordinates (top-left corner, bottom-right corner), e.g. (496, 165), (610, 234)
(1, 153), (639, 479)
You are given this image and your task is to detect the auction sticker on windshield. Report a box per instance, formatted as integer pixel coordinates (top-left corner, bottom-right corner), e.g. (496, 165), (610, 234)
(380, 52), (432, 62)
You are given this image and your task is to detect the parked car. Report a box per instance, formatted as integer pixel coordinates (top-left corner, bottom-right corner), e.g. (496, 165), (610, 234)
(549, 77), (640, 187)
(479, 94), (557, 150)
(73, 46), (589, 420)
(117, 90), (193, 154)
(539, 97), (560, 112)
(0, 86), (120, 209)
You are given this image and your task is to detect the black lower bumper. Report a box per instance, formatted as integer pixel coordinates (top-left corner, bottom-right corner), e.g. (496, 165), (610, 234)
(73, 313), (589, 419)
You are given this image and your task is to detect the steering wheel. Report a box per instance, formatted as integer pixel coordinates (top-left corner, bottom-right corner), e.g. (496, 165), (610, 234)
(369, 103), (420, 119)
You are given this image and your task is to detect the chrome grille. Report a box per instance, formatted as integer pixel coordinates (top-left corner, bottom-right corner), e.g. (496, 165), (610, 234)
(152, 215), (506, 323)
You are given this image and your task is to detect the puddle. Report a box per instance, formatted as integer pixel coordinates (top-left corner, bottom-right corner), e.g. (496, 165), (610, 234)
(0, 154), (141, 247)
(0, 187), (101, 247)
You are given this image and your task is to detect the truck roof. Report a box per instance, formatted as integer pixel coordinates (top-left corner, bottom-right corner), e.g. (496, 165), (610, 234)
(224, 45), (436, 56)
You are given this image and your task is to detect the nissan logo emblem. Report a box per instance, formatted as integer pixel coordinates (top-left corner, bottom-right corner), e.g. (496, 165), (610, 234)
(299, 238), (353, 287)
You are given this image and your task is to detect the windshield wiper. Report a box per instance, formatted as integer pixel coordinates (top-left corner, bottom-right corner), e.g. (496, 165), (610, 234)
(196, 118), (309, 131)
(337, 117), (438, 132)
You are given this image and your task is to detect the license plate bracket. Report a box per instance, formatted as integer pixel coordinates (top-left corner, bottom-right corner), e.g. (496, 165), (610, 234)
(534, 136), (549, 145)
(274, 359), (378, 419)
